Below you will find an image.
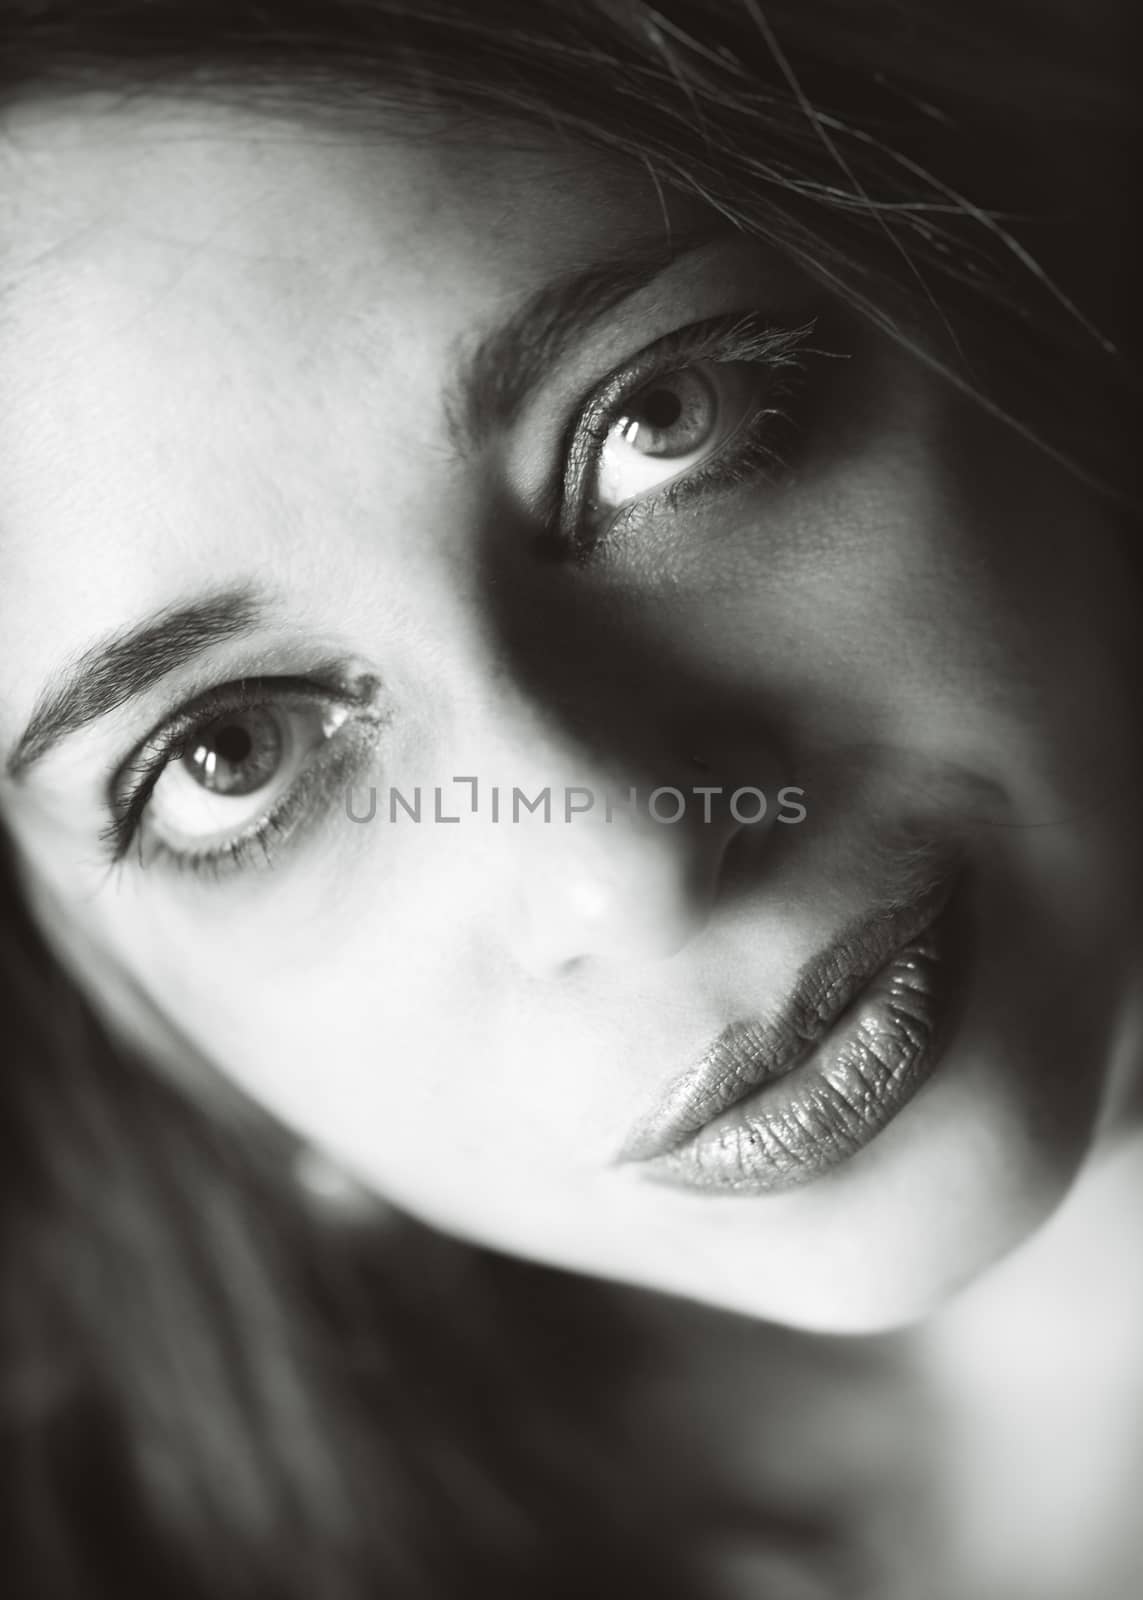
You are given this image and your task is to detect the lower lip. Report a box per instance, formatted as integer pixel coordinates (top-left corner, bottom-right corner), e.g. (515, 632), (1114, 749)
(638, 893), (970, 1194)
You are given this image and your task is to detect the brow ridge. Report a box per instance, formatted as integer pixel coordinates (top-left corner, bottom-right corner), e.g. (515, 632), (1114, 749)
(7, 586), (265, 777)
(446, 222), (731, 454)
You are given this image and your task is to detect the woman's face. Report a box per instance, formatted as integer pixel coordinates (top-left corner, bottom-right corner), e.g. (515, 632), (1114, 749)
(3, 95), (1141, 1332)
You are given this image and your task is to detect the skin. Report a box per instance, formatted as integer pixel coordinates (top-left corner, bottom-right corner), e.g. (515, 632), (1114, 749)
(2, 92), (1142, 1335)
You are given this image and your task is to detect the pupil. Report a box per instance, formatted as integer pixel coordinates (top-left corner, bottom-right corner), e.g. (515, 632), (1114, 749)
(185, 707), (283, 798)
(214, 723), (253, 765)
(640, 387), (683, 430)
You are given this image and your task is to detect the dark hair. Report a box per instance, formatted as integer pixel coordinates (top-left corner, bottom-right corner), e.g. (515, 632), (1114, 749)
(1, 4), (1138, 1597)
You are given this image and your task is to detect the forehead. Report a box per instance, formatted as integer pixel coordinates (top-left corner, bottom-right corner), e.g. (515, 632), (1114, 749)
(0, 92), (675, 412)
(0, 93), (686, 740)
(0, 91), (660, 276)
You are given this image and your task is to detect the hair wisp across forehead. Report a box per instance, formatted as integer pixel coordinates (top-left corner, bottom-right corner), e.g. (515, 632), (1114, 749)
(1, 0), (1137, 509)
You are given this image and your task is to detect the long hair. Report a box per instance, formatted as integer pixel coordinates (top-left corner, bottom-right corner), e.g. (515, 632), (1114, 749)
(1, 4), (1139, 1596)
(1, 822), (705, 1599)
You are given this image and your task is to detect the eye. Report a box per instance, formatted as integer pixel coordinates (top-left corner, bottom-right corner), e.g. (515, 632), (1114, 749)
(107, 673), (384, 875)
(147, 701), (332, 850)
(559, 311), (823, 551)
(586, 360), (763, 519)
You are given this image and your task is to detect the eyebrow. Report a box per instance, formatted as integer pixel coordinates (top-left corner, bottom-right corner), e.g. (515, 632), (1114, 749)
(446, 221), (733, 454)
(6, 227), (731, 778)
(6, 587), (267, 778)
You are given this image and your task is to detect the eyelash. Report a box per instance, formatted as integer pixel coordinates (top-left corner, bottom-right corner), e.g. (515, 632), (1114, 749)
(558, 307), (827, 556)
(104, 673), (382, 879)
(106, 309), (832, 882)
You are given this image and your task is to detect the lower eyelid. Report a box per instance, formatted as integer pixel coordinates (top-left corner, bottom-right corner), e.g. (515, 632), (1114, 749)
(584, 375), (806, 553)
(131, 706), (385, 879)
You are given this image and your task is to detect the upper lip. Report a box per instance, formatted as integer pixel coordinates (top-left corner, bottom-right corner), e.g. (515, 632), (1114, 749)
(619, 863), (963, 1164)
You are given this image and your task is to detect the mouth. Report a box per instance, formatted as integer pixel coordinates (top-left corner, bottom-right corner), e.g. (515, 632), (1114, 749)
(619, 866), (971, 1194)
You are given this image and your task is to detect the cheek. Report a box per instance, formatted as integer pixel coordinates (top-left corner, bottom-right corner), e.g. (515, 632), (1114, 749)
(29, 813), (485, 1177)
(55, 825), (587, 1222)
(626, 376), (1139, 812)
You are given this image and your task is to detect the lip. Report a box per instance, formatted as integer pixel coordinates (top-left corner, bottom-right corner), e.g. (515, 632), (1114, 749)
(620, 868), (971, 1193)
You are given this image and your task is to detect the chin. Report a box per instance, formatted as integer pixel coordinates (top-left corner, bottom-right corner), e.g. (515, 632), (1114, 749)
(664, 1101), (1089, 1338)
(742, 1257), (1000, 1338)
(696, 1236), (1019, 1338)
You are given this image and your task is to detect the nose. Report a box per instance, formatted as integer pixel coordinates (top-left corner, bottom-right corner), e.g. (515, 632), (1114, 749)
(514, 807), (729, 972)
(476, 697), (772, 975)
